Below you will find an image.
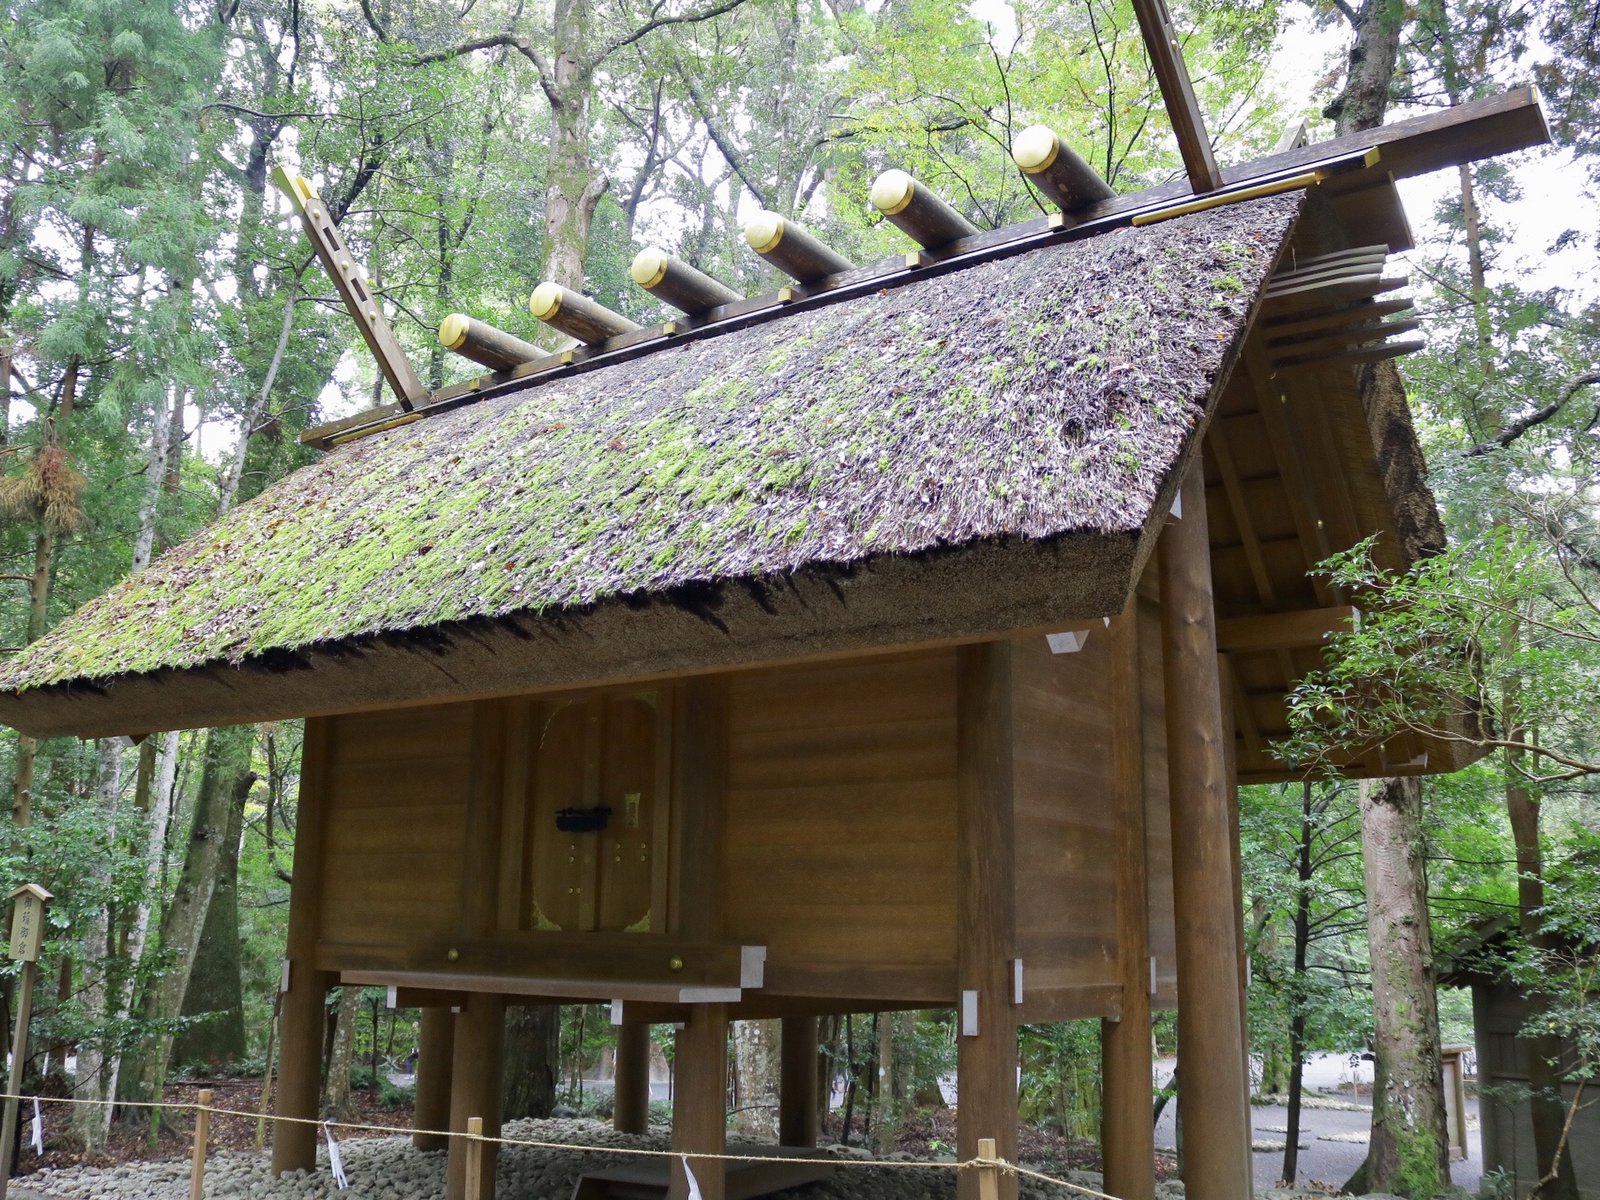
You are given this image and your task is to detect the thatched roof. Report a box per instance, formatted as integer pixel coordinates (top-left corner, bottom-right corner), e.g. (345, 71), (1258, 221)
(0, 191), (1305, 737)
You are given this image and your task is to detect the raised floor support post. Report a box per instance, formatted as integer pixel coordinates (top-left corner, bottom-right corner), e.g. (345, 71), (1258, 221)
(955, 642), (1019, 1200)
(272, 719), (332, 1176)
(447, 993), (506, 1200)
(614, 1021), (652, 1135)
(671, 1003), (729, 1200)
(1158, 463), (1254, 1200)
(778, 1017), (819, 1147)
(414, 1006), (456, 1151)
(1102, 603), (1156, 1200)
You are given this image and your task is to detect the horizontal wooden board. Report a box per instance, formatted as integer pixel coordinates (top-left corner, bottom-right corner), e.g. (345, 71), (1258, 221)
(726, 652), (957, 733)
(727, 717), (957, 789)
(327, 703), (474, 764)
(323, 755), (472, 809)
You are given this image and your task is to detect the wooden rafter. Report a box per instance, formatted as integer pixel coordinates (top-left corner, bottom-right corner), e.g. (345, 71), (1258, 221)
(1130, 0), (1223, 193)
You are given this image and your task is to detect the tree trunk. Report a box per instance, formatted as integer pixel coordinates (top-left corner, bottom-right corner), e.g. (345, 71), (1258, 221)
(541, 0), (608, 295)
(70, 740), (123, 1151)
(170, 767), (249, 1070)
(1282, 781), (1314, 1186)
(1354, 777), (1449, 1199)
(121, 726), (256, 1125)
(502, 1007), (559, 1119)
(324, 986), (362, 1122)
(731, 1019), (780, 1138)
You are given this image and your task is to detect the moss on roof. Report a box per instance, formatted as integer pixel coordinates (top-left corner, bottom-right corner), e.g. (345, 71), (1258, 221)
(0, 192), (1302, 694)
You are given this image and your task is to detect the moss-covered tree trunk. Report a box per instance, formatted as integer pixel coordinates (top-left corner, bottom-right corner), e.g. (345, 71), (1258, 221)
(119, 725), (256, 1128)
(170, 767), (249, 1070)
(324, 986), (362, 1121)
(1357, 777), (1449, 1199)
(540, 0), (607, 296)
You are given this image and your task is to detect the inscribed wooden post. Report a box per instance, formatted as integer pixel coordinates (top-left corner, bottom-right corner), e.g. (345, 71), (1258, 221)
(0, 883), (50, 1200)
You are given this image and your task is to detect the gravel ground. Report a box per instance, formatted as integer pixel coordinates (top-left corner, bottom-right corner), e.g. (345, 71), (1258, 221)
(11, 1117), (1466, 1200)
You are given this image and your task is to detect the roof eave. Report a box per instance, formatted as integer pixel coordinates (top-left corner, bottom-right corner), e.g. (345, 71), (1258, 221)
(0, 524), (1156, 740)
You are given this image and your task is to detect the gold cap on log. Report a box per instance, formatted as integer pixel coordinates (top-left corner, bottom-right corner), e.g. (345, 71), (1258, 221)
(1012, 125), (1061, 174)
(869, 169), (916, 216)
(437, 312), (543, 371)
(529, 282), (566, 321)
(1011, 124), (1115, 215)
(439, 312), (471, 350)
(744, 211), (786, 255)
(630, 248), (671, 289)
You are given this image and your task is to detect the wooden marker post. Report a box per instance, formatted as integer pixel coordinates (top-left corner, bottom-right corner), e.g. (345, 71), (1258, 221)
(869, 170), (978, 249)
(529, 283), (641, 346)
(0, 883), (51, 1200)
(189, 1088), (213, 1200)
(976, 1137), (1002, 1200)
(271, 166), (427, 410)
(743, 212), (852, 284)
(463, 1116), (484, 1200)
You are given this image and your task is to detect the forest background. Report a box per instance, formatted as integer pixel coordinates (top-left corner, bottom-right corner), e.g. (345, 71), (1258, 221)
(0, 0), (1596, 1196)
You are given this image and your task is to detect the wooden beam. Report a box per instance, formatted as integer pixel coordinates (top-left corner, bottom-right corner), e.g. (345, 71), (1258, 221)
(414, 1007), (455, 1152)
(671, 1003), (729, 1200)
(1240, 347), (1340, 608)
(271, 718), (334, 1176)
(613, 1021), (652, 1135)
(447, 992), (505, 1200)
(272, 168), (426, 410)
(1158, 465), (1253, 1200)
(1272, 338), (1426, 371)
(779, 1018), (820, 1148)
(1101, 604), (1155, 1200)
(1260, 297), (1415, 339)
(1215, 606), (1357, 653)
(956, 642), (1019, 1200)
(1130, 0), (1223, 193)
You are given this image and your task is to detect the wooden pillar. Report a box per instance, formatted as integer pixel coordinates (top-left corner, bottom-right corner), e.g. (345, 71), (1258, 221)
(614, 1021), (652, 1135)
(414, 1007), (456, 1151)
(778, 1017), (819, 1147)
(1102, 604), (1156, 1200)
(955, 642), (1019, 1200)
(1158, 464), (1253, 1200)
(671, 1003), (729, 1200)
(271, 718), (333, 1176)
(447, 993), (506, 1200)
(1218, 655), (1252, 1106)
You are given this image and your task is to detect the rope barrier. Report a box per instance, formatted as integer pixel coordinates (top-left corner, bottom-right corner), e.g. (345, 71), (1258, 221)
(1, 1091), (1127, 1199)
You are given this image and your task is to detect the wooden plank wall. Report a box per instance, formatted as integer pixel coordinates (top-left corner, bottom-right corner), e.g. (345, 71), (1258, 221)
(718, 652), (959, 972)
(1008, 631), (1119, 1006)
(317, 703), (475, 956)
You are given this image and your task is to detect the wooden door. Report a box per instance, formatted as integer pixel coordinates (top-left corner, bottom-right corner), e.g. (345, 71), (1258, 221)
(524, 690), (671, 933)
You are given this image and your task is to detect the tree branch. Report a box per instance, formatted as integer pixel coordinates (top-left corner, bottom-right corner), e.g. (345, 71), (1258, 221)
(413, 33), (559, 108)
(591, 0), (751, 67)
(1463, 369), (1600, 456)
